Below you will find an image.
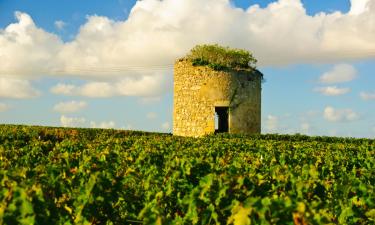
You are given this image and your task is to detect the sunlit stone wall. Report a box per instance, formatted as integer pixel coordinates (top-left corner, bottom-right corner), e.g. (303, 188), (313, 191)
(173, 59), (262, 137)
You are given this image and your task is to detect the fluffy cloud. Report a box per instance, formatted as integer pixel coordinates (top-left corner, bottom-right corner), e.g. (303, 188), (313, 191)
(90, 120), (116, 129)
(0, 12), (62, 77)
(0, 103), (9, 112)
(360, 91), (375, 100)
(50, 83), (76, 96)
(53, 101), (87, 113)
(1, 1), (375, 97)
(0, 1), (375, 75)
(319, 64), (358, 84)
(323, 106), (360, 122)
(60, 115), (86, 127)
(350, 0), (373, 15)
(0, 77), (40, 98)
(50, 73), (171, 97)
(314, 86), (350, 96)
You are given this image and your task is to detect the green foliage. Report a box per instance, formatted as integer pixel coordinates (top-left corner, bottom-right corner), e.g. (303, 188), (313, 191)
(187, 44), (257, 71)
(0, 125), (374, 224)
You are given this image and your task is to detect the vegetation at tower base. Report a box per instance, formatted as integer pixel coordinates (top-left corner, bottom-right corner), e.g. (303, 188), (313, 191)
(0, 125), (374, 224)
(186, 44), (258, 72)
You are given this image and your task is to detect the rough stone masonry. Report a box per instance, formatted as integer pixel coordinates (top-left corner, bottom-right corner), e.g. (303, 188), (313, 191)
(173, 58), (262, 137)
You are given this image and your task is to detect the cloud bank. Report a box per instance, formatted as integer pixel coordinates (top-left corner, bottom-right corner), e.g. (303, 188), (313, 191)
(1, 0), (375, 97)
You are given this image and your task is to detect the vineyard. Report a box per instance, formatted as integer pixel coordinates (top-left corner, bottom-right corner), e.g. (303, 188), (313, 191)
(0, 125), (374, 224)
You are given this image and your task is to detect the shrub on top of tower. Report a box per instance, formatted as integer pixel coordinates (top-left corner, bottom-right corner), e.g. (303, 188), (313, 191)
(186, 44), (257, 71)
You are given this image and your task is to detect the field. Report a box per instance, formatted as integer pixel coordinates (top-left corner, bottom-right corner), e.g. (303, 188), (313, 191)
(0, 125), (374, 224)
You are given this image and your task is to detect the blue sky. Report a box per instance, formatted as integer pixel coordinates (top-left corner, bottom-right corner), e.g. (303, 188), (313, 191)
(0, 0), (374, 137)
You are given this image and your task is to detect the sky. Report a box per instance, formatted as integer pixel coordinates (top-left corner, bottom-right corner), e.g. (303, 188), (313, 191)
(0, 0), (374, 138)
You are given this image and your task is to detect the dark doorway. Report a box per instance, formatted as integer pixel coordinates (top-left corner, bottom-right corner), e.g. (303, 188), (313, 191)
(215, 107), (229, 133)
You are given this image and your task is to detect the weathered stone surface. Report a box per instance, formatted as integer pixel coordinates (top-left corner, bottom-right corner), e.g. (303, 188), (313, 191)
(173, 59), (262, 137)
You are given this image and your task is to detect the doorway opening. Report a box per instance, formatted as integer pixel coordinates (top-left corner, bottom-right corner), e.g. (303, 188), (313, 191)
(215, 107), (229, 133)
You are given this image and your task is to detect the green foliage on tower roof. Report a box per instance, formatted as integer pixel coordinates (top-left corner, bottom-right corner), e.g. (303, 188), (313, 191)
(186, 44), (257, 71)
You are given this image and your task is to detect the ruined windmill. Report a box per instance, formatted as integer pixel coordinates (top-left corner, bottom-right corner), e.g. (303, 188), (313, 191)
(173, 44), (263, 137)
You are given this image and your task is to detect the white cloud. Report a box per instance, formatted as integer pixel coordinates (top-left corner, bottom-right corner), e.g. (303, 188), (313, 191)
(50, 73), (171, 97)
(60, 115), (86, 127)
(319, 64), (358, 84)
(90, 120), (116, 129)
(80, 82), (116, 98)
(146, 112), (157, 119)
(323, 106), (360, 122)
(54, 20), (66, 30)
(0, 77), (40, 99)
(1, 1), (375, 99)
(265, 115), (279, 133)
(50, 83), (76, 96)
(360, 91), (375, 100)
(0, 103), (9, 112)
(161, 122), (170, 130)
(0, 12), (62, 77)
(53, 101), (87, 113)
(0, 1), (374, 94)
(314, 86), (350, 96)
(350, 0), (372, 15)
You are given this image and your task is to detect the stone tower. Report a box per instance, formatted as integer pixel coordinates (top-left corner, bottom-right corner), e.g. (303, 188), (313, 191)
(173, 58), (262, 137)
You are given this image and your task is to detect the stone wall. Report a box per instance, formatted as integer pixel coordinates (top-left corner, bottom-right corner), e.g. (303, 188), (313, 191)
(173, 59), (262, 137)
